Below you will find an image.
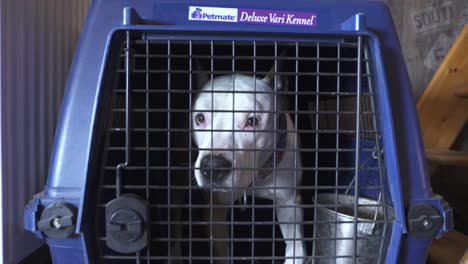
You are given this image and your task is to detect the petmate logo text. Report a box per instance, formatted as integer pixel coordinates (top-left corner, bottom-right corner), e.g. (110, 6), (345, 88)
(188, 6), (238, 23)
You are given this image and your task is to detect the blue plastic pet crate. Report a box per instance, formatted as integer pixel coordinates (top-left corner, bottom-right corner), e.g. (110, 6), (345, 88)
(24, 0), (452, 263)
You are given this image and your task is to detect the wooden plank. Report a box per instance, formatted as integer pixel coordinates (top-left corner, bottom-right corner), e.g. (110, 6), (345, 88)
(461, 250), (468, 264)
(460, 250), (468, 264)
(427, 231), (468, 264)
(455, 84), (468, 98)
(417, 24), (468, 149)
(426, 148), (468, 166)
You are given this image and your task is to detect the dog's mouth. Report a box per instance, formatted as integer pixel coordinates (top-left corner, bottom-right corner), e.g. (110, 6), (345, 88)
(194, 164), (255, 191)
(208, 183), (232, 192)
(193, 169), (235, 190)
(193, 147), (283, 190)
(194, 154), (234, 187)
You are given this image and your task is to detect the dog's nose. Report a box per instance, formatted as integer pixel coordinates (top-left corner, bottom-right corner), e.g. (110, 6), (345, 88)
(200, 155), (232, 182)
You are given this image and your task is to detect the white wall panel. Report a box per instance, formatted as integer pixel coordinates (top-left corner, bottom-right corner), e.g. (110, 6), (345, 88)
(0, 1), (89, 263)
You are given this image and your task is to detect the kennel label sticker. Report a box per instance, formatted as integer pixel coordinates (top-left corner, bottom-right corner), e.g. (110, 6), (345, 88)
(189, 6), (238, 22)
(238, 8), (317, 27)
(188, 6), (317, 27)
(411, 1), (453, 34)
(424, 33), (452, 70)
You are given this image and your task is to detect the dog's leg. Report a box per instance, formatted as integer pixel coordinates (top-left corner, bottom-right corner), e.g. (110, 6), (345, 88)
(170, 187), (184, 264)
(277, 194), (306, 264)
(203, 191), (229, 264)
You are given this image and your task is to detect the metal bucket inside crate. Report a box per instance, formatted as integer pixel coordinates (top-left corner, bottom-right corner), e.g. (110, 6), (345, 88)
(314, 193), (394, 264)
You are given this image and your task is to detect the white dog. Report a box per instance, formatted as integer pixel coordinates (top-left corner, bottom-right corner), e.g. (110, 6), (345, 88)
(192, 64), (306, 264)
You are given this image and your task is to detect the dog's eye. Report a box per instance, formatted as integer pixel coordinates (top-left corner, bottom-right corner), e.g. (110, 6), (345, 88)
(246, 117), (259, 128)
(195, 114), (205, 125)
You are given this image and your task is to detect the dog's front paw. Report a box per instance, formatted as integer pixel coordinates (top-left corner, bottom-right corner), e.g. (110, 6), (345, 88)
(284, 258), (306, 264)
(284, 242), (306, 264)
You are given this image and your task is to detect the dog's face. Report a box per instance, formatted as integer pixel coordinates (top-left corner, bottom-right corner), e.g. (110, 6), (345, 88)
(192, 73), (285, 189)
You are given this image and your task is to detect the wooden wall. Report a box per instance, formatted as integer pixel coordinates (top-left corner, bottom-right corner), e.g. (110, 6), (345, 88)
(385, 0), (468, 100)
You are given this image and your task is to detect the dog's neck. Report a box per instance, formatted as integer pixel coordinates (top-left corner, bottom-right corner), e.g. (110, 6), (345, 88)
(258, 113), (288, 180)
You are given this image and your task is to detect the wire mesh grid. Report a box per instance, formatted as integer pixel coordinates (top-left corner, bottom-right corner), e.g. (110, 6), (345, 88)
(95, 31), (394, 264)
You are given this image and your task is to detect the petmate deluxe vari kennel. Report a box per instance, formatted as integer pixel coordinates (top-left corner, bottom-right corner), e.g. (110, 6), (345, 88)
(25, 0), (452, 263)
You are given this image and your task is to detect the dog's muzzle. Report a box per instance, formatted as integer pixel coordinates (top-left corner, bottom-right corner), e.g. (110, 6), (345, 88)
(200, 155), (232, 182)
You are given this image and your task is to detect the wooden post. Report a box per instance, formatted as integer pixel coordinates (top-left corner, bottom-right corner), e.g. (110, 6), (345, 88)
(417, 24), (468, 149)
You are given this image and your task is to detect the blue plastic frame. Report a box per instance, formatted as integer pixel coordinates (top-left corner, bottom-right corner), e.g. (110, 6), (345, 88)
(24, 1), (451, 263)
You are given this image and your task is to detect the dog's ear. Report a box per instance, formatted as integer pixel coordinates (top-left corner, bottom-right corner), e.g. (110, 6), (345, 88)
(194, 60), (210, 89)
(262, 53), (288, 91)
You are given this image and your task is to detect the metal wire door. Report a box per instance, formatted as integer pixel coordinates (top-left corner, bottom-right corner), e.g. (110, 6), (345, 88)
(95, 31), (394, 264)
